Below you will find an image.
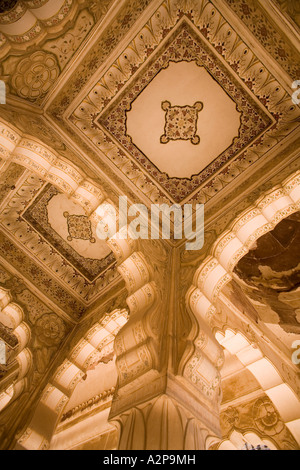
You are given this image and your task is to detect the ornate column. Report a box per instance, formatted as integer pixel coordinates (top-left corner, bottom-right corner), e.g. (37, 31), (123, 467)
(109, 241), (224, 450)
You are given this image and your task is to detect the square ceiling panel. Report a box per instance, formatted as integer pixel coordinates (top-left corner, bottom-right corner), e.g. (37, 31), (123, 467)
(107, 59), (242, 178)
(0, 169), (118, 309)
(72, 16), (275, 204)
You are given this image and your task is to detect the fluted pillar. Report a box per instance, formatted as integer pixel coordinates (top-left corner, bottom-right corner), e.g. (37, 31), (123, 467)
(116, 394), (212, 450)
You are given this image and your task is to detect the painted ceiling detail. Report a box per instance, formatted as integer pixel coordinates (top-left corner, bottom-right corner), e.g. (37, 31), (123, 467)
(69, 2), (298, 205)
(160, 100), (203, 145)
(0, 172), (118, 311)
(99, 45), (248, 186)
(22, 183), (114, 282)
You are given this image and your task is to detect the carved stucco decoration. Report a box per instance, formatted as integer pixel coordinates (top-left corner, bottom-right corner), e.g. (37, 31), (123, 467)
(65, 0), (299, 208)
(184, 170), (300, 434)
(11, 52), (59, 101)
(33, 314), (66, 375)
(16, 308), (129, 450)
(0, 0), (299, 451)
(0, 283), (128, 449)
(218, 395), (299, 450)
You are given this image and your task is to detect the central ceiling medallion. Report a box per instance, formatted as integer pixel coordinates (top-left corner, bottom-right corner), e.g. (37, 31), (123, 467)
(160, 100), (203, 145)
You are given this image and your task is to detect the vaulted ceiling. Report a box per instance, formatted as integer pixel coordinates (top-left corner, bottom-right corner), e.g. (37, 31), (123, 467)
(0, 0), (299, 450)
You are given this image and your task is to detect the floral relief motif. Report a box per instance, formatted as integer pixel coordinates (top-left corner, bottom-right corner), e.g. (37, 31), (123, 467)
(225, 0), (300, 79)
(253, 397), (284, 436)
(160, 100), (203, 145)
(96, 23), (272, 203)
(35, 313), (66, 347)
(11, 52), (59, 101)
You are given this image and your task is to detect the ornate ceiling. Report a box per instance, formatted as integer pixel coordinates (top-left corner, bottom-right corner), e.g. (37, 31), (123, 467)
(0, 0), (299, 451)
(54, 0), (299, 209)
(2, 0), (293, 321)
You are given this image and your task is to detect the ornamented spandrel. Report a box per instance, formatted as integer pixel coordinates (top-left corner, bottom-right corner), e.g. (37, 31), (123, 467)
(63, 212), (96, 243)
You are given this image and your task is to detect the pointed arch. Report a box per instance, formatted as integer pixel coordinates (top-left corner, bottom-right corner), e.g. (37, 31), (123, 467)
(17, 308), (129, 450)
(183, 170), (300, 434)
